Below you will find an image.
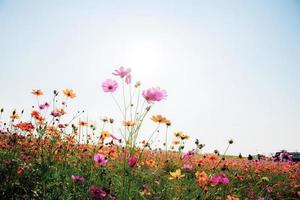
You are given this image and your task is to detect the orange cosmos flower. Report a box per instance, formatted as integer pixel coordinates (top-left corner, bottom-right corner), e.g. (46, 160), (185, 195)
(151, 115), (167, 123)
(164, 119), (171, 126)
(32, 89), (43, 96)
(195, 171), (208, 188)
(172, 140), (180, 145)
(63, 89), (76, 99)
(31, 110), (40, 119)
(101, 131), (110, 138)
(15, 122), (35, 133)
(10, 113), (20, 120)
(79, 121), (88, 126)
(226, 195), (239, 200)
(123, 120), (135, 127)
(145, 159), (156, 168)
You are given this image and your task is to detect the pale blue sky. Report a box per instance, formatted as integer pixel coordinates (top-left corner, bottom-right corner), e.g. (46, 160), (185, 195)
(0, 0), (300, 155)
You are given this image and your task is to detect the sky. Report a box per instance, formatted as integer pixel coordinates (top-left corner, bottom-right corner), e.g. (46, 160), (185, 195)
(0, 0), (300, 155)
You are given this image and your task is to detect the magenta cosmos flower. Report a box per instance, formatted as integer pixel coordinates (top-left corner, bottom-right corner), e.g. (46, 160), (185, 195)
(128, 155), (138, 167)
(94, 154), (108, 166)
(112, 66), (131, 78)
(210, 173), (229, 185)
(102, 79), (118, 93)
(89, 185), (106, 199)
(71, 175), (85, 183)
(142, 87), (167, 103)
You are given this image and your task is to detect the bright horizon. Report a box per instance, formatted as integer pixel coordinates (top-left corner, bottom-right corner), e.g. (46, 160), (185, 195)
(1, 1), (300, 155)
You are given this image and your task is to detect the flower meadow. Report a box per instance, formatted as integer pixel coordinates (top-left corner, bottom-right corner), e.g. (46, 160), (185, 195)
(0, 67), (300, 200)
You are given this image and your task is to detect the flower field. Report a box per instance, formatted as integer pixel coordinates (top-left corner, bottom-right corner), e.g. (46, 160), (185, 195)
(0, 67), (299, 200)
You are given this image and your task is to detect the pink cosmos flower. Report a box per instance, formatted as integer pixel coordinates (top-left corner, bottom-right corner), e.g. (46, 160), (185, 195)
(94, 154), (108, 166)
(50, 111), (61, 117)
(71, 175), (85, 183)
(89, 185), (106, 199)
(183, 163), (193, 171)
(112, 67), (131, 78)
(142, 87), (167, 103)
(182, 149), (195, 160)
(39, 102), (50, 110)
(210, 173), (229, 185)
(58, 124), (67, 128)
(102, 79), (118, 93)
(128, 155), (138, 167)
(258, 198), (265, 200)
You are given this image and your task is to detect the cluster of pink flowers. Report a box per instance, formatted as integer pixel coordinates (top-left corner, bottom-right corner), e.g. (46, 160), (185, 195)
(94, 153), (108, 166)
(102, 67), (167, 103)
(210, 173), (229, 185)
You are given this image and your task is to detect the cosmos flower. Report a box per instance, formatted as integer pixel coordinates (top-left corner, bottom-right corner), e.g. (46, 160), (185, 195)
(14, 122), (35, 133)
(39, 102), (50, 110)
(142, 87), (167, 103)
(79, 121), (88, 126)
(210, 173), (229, 185)
(182, 149), (195, 160)
(63, 89), (76, 99)
(101, 131), (110, 139)
(32, 89), (43, 96)
(226, 195), (239, 200)
(195, 171), (208, 188)
(71, 175), (85, 183)
(10, 113), (20, 120)
(169, 169), (185, 180)
(94, 154), (108, 166)
(112, 66), (131, 78)
(151, 115), (167, 123)
(128, 155), (138, 167)
(183, 163), (193, 171)
(89, 185), (106, 199)
(123, 120), (135, 127)
(102, 79), (118, 93)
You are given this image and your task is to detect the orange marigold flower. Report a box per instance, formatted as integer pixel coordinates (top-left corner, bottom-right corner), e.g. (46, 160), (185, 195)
(63, 89), (76, 99)
(32, 89), (43, 96)
(123, 120), (135, 127)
